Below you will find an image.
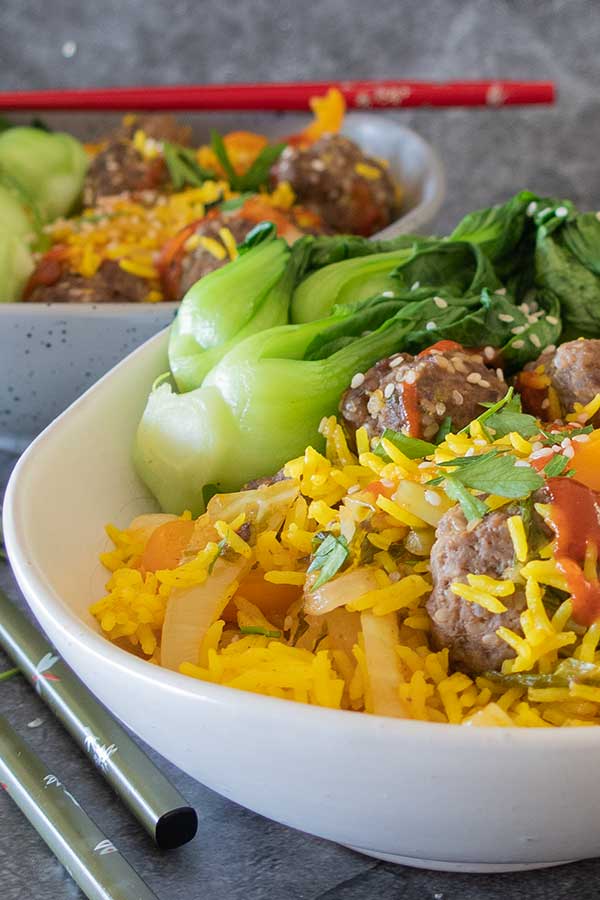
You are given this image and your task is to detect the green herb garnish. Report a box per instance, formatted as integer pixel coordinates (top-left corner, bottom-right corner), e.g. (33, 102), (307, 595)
(462, 387), (538, 439)
(443, 475), (489, 523)
(240, 626), (282, 638)
(307, 533), (349, 589)
(163, 141), (215, 189)
(435, 416), (453, 444)
(237, 221), (277, 255)
(543, 454), (570, 477)
(220, 192), (256, 211)
(438, 449), (544, 498)
(373, 428), (437, 462)
(210, 130), (285, 192)
(207, 538), (227, 575)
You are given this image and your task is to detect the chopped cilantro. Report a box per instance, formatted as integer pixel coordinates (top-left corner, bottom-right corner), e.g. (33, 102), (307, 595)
(543, 454), (570, 477)
(443, 475), (488, 523)
(539, 425), (593, 446)
(373, 428), (436, 461)
(220, 192), (256, 211)
(466, 387), (538, 439)
(307, 533), (349, 589)
(438, 449), (544, 498)
(240, 625), (282, 638)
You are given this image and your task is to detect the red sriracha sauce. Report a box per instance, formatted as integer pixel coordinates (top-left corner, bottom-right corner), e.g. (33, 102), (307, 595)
(546, 477), (600, 626)
(417, 340), (463, 358)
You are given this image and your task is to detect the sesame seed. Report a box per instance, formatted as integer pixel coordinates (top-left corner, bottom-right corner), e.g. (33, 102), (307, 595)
(511, 325), (525, 335)
(425, 321), (437, 331)
(474, 439), (488, 447)
(390, 356), (404, 368)
(466, 372), (482, 384)
(512, 340), (525, 349)
(496, 368), (505, 382)
(531, 441), (543, 451)
(423, 424), (439, 439)
(526, 201), (538, 216)
(555, 205), (568, 218)
(425, 490), (442, 506)
(452, 390), (464, 406)
(573, 433), (590, 443)
(531, 448), (553, 460)
(530, 334), (541, 348)
(498, 314), (514, 323)
(561, 437), (572, 449)
(435, 402), (447, 416)
(411, 281), (420, 291)
(563, 446), (575, 459)
(434, 296), (448, 309)
(350, 372), (365, 389)
(495, 288), (507, 296)
(435, 356), (451, 371)
(311, 159), (326, 171)
(515, 460), (532, 468)
(384, 382), (395, 399)
(541, 398), (550, 410)
(479, 379), (491, 388)
(483, 346), (495, 360)
(418, 460), (435, 469)
(547, 316), (558, 325)
(551, 444), (562, 453)
(578, 413), (589, 424)
(404, 370), (417, 384)
(382, 290), (395, 297)
(347, 484), (361, 494)
(465, 448), (476, 457)
(519, 303), (531, 314)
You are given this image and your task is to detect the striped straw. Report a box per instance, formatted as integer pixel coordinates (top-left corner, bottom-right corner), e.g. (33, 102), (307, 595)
(0, 712), (160, 900)
(0, 589), (197, 849)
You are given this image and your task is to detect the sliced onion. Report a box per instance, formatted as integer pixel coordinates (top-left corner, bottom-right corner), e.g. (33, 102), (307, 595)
(161, 556), (252, 671)
(304, 566), (380, 616)
(360, 610), (409, 718)
(207, 479), (299, 532)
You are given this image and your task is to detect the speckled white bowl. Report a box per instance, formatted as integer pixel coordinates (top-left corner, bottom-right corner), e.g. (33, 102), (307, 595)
(4, 328), (600, 874)
(0, 111), (444, 449)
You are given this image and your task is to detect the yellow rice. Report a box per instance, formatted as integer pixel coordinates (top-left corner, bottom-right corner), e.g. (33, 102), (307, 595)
(91, 411), (600, 726)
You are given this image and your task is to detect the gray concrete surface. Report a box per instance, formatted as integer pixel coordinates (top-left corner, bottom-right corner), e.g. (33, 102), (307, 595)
(2, 0), (600, 896)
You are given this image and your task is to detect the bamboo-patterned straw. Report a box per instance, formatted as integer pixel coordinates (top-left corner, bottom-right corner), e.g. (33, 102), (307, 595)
(0, 589), (198, 849)
(0, 713), (160, 900)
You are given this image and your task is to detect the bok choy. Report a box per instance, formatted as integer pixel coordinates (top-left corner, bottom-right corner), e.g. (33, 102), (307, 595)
(135, 299), (423, 515)
(168, 230), (291, 391)
(0, 126), (88, 221)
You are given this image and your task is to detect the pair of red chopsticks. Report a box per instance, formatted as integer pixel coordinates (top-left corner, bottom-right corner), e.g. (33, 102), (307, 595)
(0, 80), (555, 111)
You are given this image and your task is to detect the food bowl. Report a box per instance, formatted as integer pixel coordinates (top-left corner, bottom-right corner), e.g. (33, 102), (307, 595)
(4, 328), (599, 874)
(0, 111), (445, 449)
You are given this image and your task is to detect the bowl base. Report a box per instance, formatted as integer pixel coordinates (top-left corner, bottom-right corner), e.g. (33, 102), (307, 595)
(344, 846), (577, 873)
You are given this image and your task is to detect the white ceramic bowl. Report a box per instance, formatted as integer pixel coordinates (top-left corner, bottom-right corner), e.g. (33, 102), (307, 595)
(4, 328), (600, 874)
(0, 111), (445, 449)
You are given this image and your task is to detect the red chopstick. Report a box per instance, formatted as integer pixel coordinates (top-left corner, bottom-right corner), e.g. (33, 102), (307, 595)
(0, 80), (555, 111)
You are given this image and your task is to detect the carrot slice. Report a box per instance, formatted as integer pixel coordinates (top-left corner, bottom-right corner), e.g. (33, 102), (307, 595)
(140, 519), (195, 574)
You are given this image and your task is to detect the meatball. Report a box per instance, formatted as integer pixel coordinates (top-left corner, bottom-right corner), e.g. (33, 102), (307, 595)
(339, 344), (506, 442)
(24, 257), (147, 303)
(270, 134), (397, 236)
(517, 339), (600, 425)
(159, 199), (307, 301)
(83, 115), (191, 206)
(426, 506), (526, 673)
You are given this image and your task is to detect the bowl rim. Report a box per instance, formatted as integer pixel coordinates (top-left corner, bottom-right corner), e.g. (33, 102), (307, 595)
(4, 337), (599, 746)
(0, 112), (445, 313)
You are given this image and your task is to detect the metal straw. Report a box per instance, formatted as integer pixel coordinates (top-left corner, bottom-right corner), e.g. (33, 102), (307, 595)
(0, 590), (197, 849)
(0, 712), (160, 900)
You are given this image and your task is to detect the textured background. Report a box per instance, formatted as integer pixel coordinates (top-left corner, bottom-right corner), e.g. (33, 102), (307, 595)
(2, 0), (600, 897)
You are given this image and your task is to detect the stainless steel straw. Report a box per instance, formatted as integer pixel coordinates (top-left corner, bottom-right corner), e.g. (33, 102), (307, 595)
(0, 713), (160, 900)
(0, 590), (197, 849)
